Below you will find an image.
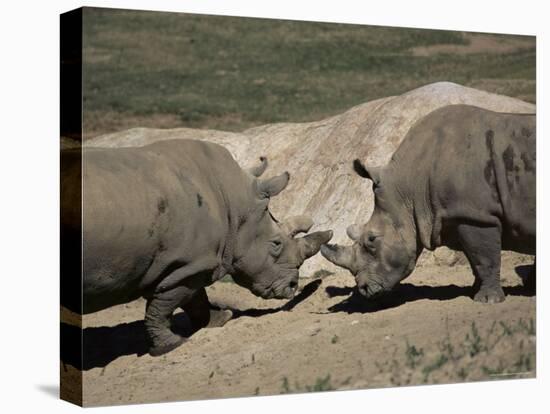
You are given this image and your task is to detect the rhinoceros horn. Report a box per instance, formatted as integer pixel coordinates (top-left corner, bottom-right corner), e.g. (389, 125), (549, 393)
(247, 156), (268, 177)
(282, 215), (314, 237)
(346, 224), (362, 241)
(320, 243), (355, 270)
(298, 230), (334, 260)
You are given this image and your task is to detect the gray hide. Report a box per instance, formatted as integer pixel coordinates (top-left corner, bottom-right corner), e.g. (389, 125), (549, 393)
(322, 105), (535, 303)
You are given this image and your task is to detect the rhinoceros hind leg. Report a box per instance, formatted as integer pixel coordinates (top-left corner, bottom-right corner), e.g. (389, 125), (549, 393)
(473, 283), (505, 304)
(182, 288), (233, 329)
(145, 285), (194, 356)
(457, 223), (505, 304)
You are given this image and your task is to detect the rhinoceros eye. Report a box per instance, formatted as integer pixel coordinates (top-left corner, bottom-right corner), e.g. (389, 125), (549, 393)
(366, 234), (381, 244)
(269, 238), (283, 257)
(364, 234), (380, 255)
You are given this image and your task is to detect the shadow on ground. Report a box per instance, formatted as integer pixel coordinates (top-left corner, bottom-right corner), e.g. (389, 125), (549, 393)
(229, 278), (322, 319)
(61, 279), (323, 371)
(61, 312), (195, 371)
(515, 264), (536, 288)
(326, 281), (535, 314)
(60, 269), (534, 370)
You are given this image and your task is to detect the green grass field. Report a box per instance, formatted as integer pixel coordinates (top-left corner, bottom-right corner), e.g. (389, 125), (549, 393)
(82, 8), (535, 138)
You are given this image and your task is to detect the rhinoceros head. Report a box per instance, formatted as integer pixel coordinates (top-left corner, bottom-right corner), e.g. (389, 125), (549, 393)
(231, 164), (333, 300)
(321, 159), (420, 299)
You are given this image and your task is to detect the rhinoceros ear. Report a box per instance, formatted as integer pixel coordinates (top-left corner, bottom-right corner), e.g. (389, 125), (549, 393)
(353, 159), (380, 186)
(257, 172), (290, 198)
(247, 156), (268, 177)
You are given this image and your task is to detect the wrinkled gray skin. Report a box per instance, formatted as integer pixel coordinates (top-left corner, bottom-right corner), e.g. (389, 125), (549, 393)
(61, 139), (332, 356)
(322, 105), (535, 303)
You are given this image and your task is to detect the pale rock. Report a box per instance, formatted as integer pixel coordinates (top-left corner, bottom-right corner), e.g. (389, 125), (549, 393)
(86, 82), (535, 276)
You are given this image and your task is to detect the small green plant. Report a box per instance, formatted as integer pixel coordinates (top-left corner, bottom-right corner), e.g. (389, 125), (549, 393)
(422, 354), (449, 382)
(377, 319), (536, 386)
(281, 377), (291, 394)
(457, 367), (468, 380)
(404, 341), (424, 369)
(527, 319), (536, 336)
(305, 375), (334, 392)
(438, 336), (458, 363)
(280, 374), (344, 393)
(464, 322), (484, 357)
(341, 376), (352, 386)
(516, 318), (536, 336)
(331, 335), (339, 344)
(499, 321), (513, 336)
(513, 340), (533, 373)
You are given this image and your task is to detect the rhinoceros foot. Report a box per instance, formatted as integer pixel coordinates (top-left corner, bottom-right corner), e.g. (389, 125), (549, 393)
(473, 285), (505, 304)
(148, 335), (186, 357)
(207, 309), (234, 328)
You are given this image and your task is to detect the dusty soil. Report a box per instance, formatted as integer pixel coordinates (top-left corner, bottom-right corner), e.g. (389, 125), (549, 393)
(61, 252), (535, 407)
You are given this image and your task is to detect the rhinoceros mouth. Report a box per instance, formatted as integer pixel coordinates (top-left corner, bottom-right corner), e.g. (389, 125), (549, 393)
(280, 285), (297, 299)
(259, 274), (298, 300)
(357, 283), (387, 299)
(355, 272), (391, 299)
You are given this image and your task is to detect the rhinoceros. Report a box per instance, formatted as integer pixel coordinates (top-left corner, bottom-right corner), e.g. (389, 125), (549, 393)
(321, 105), (535, 304)
(61, 139), (332, 356)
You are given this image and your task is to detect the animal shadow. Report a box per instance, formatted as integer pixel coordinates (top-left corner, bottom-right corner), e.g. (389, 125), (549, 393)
(61, 312), (195, 371)
(60, 279), (322, 371)
(327, 278), (535, 314)
(514, 264), (536, 290)
(230, 278), (322, 319)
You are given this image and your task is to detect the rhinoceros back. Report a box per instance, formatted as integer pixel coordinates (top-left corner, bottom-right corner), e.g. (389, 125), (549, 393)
(389, 105), (535, 254)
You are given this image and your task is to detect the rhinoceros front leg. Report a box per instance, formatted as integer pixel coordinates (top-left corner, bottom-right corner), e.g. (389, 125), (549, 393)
(182, 287), (233, 330)
(457, 223), (505, 304)
(144, 284), (194, 357)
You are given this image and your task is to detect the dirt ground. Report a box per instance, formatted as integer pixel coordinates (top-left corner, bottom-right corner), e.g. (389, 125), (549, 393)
(61, 252), (535, 407)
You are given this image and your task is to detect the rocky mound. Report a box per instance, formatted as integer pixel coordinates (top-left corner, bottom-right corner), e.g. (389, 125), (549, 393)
(86, 82), (535, 275)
